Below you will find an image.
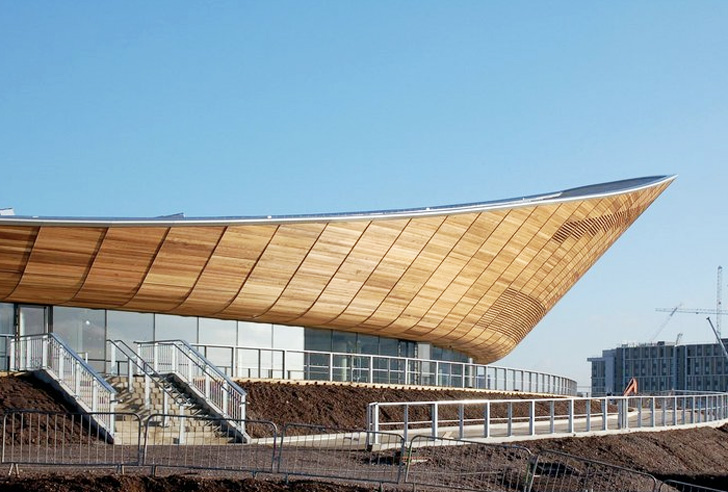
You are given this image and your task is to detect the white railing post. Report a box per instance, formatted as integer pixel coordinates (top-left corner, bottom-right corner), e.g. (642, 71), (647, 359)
(431, 403), (439, 437)
(9, 338), (15, 371)
(110, 343), (116, 375)
(223, 382), (229, 414)
(41, 336), (48, 368)
(529, 400), (535, 436)
(602, 397), (608, 431)
(507, 402), (513, 436)
(127, 355), (133, 390)
(369, 355), (374, 383)
(74, 360), (81, 396)
(58, 351), (64, 382)
(650, 397), (656, 427)
(549, 400), (555, 434)
(586, 399), (591, 431)
(153, 343), (159, 371)
(567, 399), (574, 433)
(458, 404), (465, 439)
(483, 401), (490, 438)
(92, 381), (98, 412)
(205, 371), (211, 399)
(144, 374), (151, 407)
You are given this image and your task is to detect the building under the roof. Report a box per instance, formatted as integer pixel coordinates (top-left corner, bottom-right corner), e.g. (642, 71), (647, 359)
(0, 175), (673, 371)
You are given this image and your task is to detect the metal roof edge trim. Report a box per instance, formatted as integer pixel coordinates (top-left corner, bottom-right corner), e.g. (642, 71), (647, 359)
(0, 175), (676, 227)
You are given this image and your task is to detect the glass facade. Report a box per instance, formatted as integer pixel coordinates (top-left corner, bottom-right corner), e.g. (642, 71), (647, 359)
(4, 302), (471, 381)
(0, 303), (13, 370)
(107, 311), (154, 348)
(52, 307), (106, 370)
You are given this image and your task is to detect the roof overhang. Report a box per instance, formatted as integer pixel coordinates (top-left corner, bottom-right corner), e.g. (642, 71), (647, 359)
(0, 175), (674, 363)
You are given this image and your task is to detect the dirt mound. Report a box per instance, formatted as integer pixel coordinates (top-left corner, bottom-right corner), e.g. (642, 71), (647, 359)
(0, 475), (382, 492)
(243, 380), (589, 431)
(0, 373), (77, 414)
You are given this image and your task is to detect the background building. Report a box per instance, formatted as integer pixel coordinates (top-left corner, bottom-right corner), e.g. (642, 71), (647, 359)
(589, 340), (728, 395)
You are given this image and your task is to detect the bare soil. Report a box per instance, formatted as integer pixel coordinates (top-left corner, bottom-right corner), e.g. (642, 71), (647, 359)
(1, 375), (728, 491)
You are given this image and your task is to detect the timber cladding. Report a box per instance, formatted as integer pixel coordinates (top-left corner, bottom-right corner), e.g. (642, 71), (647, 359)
(0, 176), (673, 363)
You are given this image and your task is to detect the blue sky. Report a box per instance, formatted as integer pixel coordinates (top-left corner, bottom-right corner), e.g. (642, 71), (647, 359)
(2, 2), (727, 389)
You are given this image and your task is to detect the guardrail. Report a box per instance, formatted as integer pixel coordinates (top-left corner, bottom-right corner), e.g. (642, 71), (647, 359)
(136, 340), (249, 442)
(9, 334), (116, 437)
(190, 342), (578, 395)
(1, 409), (720, 491)
(367, 393), (728, 442)
(107, 339), (190, 415)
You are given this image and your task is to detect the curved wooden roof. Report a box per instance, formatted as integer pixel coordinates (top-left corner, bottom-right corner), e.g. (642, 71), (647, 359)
(0, 176), (673, 363)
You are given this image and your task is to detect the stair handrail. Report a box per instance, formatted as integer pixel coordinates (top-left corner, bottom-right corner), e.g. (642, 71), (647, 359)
(107, 339), (190, 414)
(9, 333), (116, 436)
(136, 339), (248, 439)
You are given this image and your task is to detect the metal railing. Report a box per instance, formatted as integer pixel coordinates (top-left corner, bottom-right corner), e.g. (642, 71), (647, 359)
(136, 340), (248, 442)
(367, 392), (728, 442)
(1, 409), (719, 492)
(191, 342), (578, 395)
(278, 423), (405, 486)
(529, 448), (659, 492)
(9, 334), (116, 436)
(1, 410), (141, 468)
(107, 339), (190, 415)
(144, 414), (278, 475)
(405, 435), (533, 491)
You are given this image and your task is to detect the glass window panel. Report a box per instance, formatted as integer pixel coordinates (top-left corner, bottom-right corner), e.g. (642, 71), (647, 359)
(379, 337), (398, 357)
(19, 305), (47, 336)
(238, 321), (273, 348)
(52, 306), (106, 367)
(357, 334), (378, 355)
(107, 310), (154, 348)
(0, 303), (13, 371)
(333, 331), (356, 353)
(305, 328), (332, 352)
(0, 303), (13, 335)
(155, 314), (197, 343)
(198, 318), (236, 346)
(272, 325), (304, 351)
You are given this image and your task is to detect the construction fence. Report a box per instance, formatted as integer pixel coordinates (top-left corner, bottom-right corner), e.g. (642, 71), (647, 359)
(0, 409), (721, 492)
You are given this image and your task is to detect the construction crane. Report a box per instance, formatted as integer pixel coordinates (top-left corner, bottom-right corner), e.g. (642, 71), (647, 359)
(656, 266), (727, 337)
(649, 304), (682, 342)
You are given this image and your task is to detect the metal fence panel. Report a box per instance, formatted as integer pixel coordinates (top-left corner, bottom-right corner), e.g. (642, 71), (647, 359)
(1, 411), (142, 468)
(278, 423), (405, 486)
(143, 414), (277, 475)
(404, 435), (533, 491)
(658, 479), (727, 492)
(529, 449), (659, 492)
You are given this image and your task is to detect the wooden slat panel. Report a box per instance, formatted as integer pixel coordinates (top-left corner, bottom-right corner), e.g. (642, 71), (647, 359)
(403, 210), (510, 334)
(123, 227), (224, 312)
(287, 219), (409, 326)
(0, 226), (38, 297)
(175, 225), (278, 316)
(7, 227), (105, 304)
(417, 207), (535, 340)
(330, 216), (445, 327)
(365, 213), (479, 332)
(72, 227), (168, 307)
(222, 223), (326, 318)
(261, 221), (370, 323)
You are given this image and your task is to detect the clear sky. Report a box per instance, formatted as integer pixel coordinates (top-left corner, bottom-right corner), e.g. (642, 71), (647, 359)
(2, 2), (727, 390)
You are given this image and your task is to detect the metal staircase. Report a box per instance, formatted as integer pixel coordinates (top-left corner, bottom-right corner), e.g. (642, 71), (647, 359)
(109, 339), (249, 444)
(9, 333), (117, 441)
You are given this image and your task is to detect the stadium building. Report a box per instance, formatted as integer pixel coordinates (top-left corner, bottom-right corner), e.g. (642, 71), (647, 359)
(0, 175), (673, 394)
